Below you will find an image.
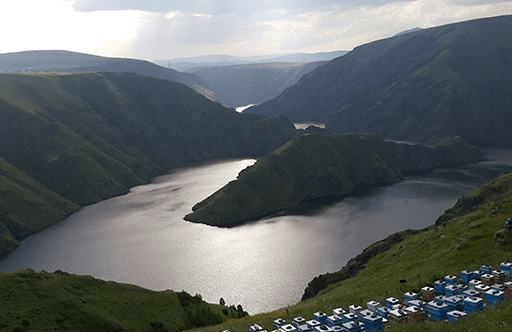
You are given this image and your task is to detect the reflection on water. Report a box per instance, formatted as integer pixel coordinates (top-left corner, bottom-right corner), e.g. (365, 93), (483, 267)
(0, 149), (511, 314)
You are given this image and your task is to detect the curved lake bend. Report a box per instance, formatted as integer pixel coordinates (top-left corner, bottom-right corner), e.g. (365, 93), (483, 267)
(1, 149), (512, 314)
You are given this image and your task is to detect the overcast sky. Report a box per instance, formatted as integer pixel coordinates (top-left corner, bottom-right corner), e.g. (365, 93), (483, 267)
(1, 0), (512, 60)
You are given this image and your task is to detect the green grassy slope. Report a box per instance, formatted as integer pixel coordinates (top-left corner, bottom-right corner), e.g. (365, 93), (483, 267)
(185, 133), (481, 226)
(0, 269), (246, 332)
(248, 15), (512, 144)
(193, 171), (512, 332)
(0, 72), (297, 253)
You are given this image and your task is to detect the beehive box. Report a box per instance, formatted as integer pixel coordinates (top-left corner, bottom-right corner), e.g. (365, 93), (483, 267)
(428, 301), (449, 321)
(405, 306), (426, 323)
(313, 312), (328, 324)
(404, 292), (417, 304)
(434, 280), (446, 294)
(504, 282), (512, 300)
(388, 309), (408, 327)
(481, 265), (493, 274)
(333, 308), (346, 316)
(486, 289), (505, 306)
(326, 315), (343, 328)
(445, 275), (458, 285)
(468, 279), (482, 290)
(447, 310), (467, 323)
(464, 296), (484, 315)
(481, 274), (495, 286)
(367, 300), (381, 313)
(385, 297), (400, 309)
(421, 286), (436, 301)
(460, 270), (472, 283)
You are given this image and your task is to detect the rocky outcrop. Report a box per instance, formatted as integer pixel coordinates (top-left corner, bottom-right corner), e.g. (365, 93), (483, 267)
(185, 133), (482, 226)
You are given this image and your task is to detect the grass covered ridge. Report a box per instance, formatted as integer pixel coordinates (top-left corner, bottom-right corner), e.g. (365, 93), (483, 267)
(0, 269), (246, 332)
(193, 171), (512, 332)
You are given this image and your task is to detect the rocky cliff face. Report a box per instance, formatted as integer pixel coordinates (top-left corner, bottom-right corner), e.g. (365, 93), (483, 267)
(185, 134), (482, 226)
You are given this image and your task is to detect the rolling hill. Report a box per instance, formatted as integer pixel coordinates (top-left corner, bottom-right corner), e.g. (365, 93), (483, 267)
(0, 50), (232, 107)
(0, 72), (297, 254)
(247, 15), (512, 145)
(185, 133), (481, 226)
(0, 269), (246, 331)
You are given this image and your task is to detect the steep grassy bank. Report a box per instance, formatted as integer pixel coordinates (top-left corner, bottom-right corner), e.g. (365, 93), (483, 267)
(0, 269), (247, 332)
(185, 133), (481, 226)
(193, 171), (512, 332)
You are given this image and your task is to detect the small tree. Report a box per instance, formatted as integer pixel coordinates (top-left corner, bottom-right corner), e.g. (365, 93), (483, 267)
(219, 297), (226, 306)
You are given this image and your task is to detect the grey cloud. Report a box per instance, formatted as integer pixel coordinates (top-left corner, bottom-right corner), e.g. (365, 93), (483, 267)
(71, 0), (418, 14)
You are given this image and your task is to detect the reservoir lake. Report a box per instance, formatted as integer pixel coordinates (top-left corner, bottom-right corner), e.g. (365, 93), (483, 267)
(1, 149), (512, 314)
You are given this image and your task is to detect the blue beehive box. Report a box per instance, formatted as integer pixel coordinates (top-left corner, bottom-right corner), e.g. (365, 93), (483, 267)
(501, 262), (512, 276)
(376, 306), (390, 319)
(445, 295), (464, 312)
(297, 324), (314, 332)
(428, 301), (449, 321)
(460, 270), (472, 283)
(434, 280), (446, 294)
(492, 283), (504, 291)
(348, 305), (362, 316)
(250, 324), (264, 332)
(274, 318), (287, 328)
(385, 297), (400, 309)
(445, 275), (458, 285)
(445, 284), (462, 297)
(313, 312), (328, 324)
(359, 310), (383, 331)
(341, 321), (361, 332)
(281, 324), (298, 332)
(327, 315), (344, 327)
(463, 289), (480, 298)
(447, 310), (467, 323)
(463, 296), (484, 315)
(330, 326), (342, 332)
(313, 325), (332, 332)
(434, 295), (446, 304)
(471, 270), (483, 280)
(342, 313), (358, 323)
(481, 265), (493, 274)
(408, 300), (428, 317)
(333, 308), (346, 316)
(306, 320), (321, 329)
(294, 317), (307, 327)
(404, 292), (417, 304)
(486, 289), (505, 305)
(468, 279), (482, 290)
(367, 300), (381, 313)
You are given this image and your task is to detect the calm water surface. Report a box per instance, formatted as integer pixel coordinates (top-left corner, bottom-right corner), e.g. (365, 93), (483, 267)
(1, 149), (512, 314)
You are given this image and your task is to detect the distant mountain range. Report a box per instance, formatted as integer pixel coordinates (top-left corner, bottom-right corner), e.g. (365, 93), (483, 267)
(247, 15), (512, 145)
(153, 51), (348, 72)
(0, 50), (231, 106)
(0, 72), (297, 253)
(189, 61), (329, 107)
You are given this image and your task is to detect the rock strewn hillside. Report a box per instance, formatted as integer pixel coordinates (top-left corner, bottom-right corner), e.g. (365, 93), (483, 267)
(184, 133), (481, 226)
(0, 72), (298, 253)
(247, 15), (512, 144)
